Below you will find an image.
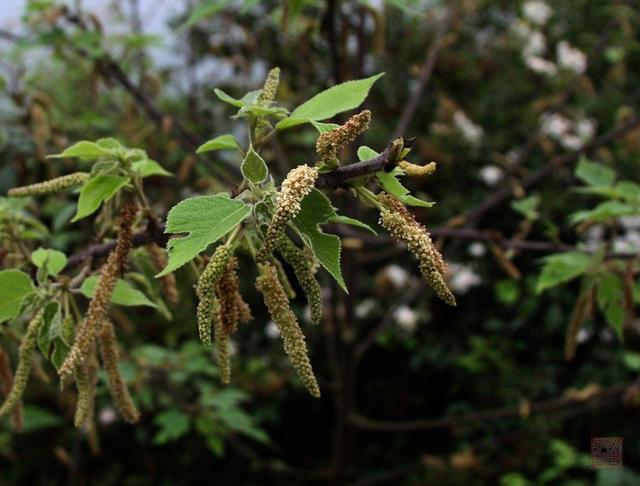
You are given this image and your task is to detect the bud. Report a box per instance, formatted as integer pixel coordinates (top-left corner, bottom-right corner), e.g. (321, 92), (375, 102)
(196, 246), (231, 345)
(256, 263), (320, 397)
(8, 172), (89, 197)
(212, 300), (231, 385)
(316, 110), (371, 161)
(399, 160), (437, 177)
(146, 243), (179, 304)
(258, 165), (318, 260)
(0, 309), (44, 418)
(276, 235), (322, 325)
(97, 319), (140, 423)
(257, 67), (280, 106)
(378, 194), (455, 306)
(59, 203), (137, 378)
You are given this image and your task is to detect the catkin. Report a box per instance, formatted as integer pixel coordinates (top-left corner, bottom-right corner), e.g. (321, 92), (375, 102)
(399, 160), (437, 177)
(59, 203), (137, 378)
(271, 257), (297, 299)
(73, 357), (96, 428)
(0, 309), (44, 418)
(146, 243), (179, 304)
(196, 246), (231, 345)
(236, 293), (253, 324)
(316, 110), (371, 161)
(276, 235), (323, 325)
(256, 263), (320, 397)
(0, 345), (23, 430)
(97, 319), (140, 423)
(216, 257), (241, 334)
(8, 172), (89, 197)
(258, 165), (319, 261)
(257, 67), (280, 105)
(212, 300), (231, 384)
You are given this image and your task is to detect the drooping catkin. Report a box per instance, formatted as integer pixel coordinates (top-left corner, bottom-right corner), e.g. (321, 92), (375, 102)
(271, 257), (296, 299)
(97, 319), (140, 423)
(0, 345), (23, 430)
(258, 165), (319, 261)
(212, 300), (231, 384)
(315, 110), (371, 161)
(59, 203), (137, 378)
(146, 243), (179, 304)
(73, 357), (96, 428)
(216, 257), (240, 334)
(564, 289), (593, 361)
(399, 160), (437, 177)
(196, 245), (231, 345)
(378, 194), (455, 306)
(276, 235), (323, 325)
(257, 67), (280, 105)
(0, 309), (44, 418)
(236, 293), (253, 324)
(8, 172), (89, 197)
(256, 263), (320, 397)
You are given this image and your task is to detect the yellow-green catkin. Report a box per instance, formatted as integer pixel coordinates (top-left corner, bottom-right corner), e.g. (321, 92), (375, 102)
(146, 243), (179, 304)
(257, 67), (280, 106)
(271, 257), (296, 299)
(196, 246), (232, 345)
(212, 300), (231, 385)
(59, 203), (137, 378)
(315, 110), (371, 161)
(258, 165), (319, 261)
(73, 359), (95, 428)
(0, 345), (23, 430)
(236, 293), (253, 324)
(216, 257), (241, 334)
(378, 194), (455, 306)
(0, 309), (45, 418)
(399, 160), (437, 177)
(8, 172), (89, 198)
(97, 319), (140, 423)
(256, 263), (320, 398)
(276, 235), (322, 325)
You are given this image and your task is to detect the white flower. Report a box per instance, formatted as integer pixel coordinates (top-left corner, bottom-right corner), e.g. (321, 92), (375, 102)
(265, 320), (280, 339)
(575, 118), (596, 140)
(523, 1), (552, 26)
(479, 165), (504, 186)
(355, 299), (377, 319)
(560, 134), (584, 150)
(613, 230), (640, 253)
(540, 113), (571, 138)
(621, 216), (640, 230)
(98, 407), (117, 425)
(394, 305), (419, 333)
(384, 264), (410, 288)
(448, 264), (481, 294)
(522, 30), (547, 58)
(524, 55), (557, 76)
(557, 41), (587, 74)
(468, 242), (486, 257)
(453, 111), (483, 145)
(512, 19), (533, 39)
(577, 328), (591, 344)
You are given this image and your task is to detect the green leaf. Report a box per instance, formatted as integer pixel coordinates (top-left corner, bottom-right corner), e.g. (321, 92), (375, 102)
(37, 301), (61, 357)
(213, 89), (246, 108)
(31, 248), (67, 276)
(176, 0), (231, 33)
(0, 270), (35, 323)
(511, 195), (540, 220)
(22, 405), (63, 432)
(596, 272), (625, 338)
(569, 201), (635, 225)
(575, 157), (616, 187)
(329, 215), (377, 234)
(72, 175), (130, 222)
(47, 141), (112, 160)
(241, 146), (268, 183)
(536, 252), (593, 293)
(357, 146), (378, 160)
(309, 120), (340, 133)
(80, 276), (157, 307)
(196, 134), (242, 154)
(153, 408), (190, 444)
(158, 195), (251, 276)
(276, 73), (384, 130)
(292, 189), (346, 291)
(131, 159), (172, 177)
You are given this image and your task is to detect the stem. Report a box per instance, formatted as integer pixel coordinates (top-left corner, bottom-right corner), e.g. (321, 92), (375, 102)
(225, 224), (244, 248)
(354, 186), (382, 210)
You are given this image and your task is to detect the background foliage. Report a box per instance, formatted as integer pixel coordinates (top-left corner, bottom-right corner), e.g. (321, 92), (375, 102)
(1, 0), (640, 484)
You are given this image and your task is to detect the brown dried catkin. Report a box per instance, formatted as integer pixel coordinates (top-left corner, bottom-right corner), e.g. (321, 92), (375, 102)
(146, 243), (179, 304)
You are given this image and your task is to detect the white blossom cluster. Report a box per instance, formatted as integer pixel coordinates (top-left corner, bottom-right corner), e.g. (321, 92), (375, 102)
(479, 165), (504, 187)
(453, 110), (484, 145)
(448, 263), (481, 294)
(540, 113), (596, 150)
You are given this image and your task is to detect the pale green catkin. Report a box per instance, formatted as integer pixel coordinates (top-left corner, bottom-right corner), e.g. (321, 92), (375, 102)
(212, 300), (231, 385)
(315, 110), (371, 161)
(73, 361), (94, 428)
(271, 257), (297, 300)
(257, 67), (280, 105)
(147, 243), (179, 304)
(276, 235), (322, 325)
(0, 345), (23, 430)
(258, 165), (319, 261)
(256, 263), (320, 398)
(196, 246), (231, 345)
(8, 172), (89, 197)
(59, 203), (137, 378)
(0, 309), (44, 418)
(97, 319), (140, 423)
